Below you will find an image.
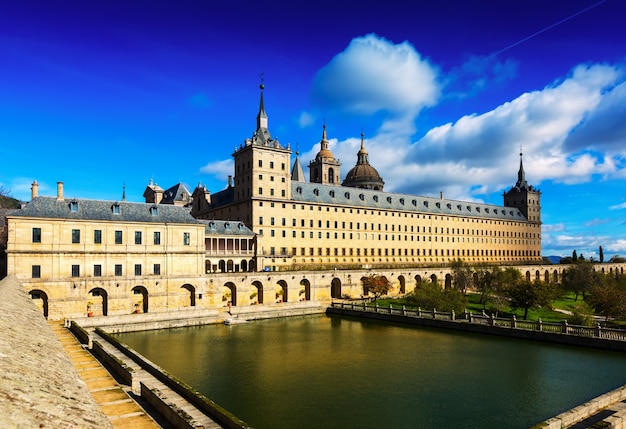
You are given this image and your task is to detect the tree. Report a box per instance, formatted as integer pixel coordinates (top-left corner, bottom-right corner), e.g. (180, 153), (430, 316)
(572, 250), (578, 262)
(599, 246), (604, 263)
(451, 259), (473, 295)
(561, 261), (596, 301)
(586, 274), (626, 322)
(405, 281), (466, 313)
(362, 275), (391, 302)
(505, 279), (556, 320)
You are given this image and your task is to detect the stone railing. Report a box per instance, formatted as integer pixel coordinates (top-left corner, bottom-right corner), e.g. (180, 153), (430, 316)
(0, 276), (112, 428)
(330, 301), (626, 342)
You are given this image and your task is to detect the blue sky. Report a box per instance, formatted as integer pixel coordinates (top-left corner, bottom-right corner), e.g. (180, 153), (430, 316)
(1, 0), (625, 259)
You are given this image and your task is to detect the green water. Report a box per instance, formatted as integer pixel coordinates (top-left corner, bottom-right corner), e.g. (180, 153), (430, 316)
(116, 315), (626, 428)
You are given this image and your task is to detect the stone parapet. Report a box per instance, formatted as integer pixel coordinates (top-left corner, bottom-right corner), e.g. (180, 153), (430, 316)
(0, 275), (112, 428)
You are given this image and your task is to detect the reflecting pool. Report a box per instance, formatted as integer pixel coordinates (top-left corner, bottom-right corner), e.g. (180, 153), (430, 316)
(116, 315), (626, 428)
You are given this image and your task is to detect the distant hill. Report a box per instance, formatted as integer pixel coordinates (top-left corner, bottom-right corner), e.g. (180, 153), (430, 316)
(545, 255), (562, 264)
(0, 195), (20, 209)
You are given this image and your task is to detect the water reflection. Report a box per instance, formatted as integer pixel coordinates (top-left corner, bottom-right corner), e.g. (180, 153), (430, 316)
(117, 315), (626, 429)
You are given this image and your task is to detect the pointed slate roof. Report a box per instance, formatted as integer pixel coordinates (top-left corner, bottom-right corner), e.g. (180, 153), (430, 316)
(291, 154), (306, 182)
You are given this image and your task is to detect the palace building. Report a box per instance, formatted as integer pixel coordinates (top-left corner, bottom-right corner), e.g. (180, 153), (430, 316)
(191, 85), (542, 271)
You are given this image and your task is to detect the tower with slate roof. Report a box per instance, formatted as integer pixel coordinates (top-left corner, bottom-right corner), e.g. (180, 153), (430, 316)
(504, 151), (541, 224)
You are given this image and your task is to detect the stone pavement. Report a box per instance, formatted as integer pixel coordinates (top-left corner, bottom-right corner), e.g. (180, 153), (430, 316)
(50, 321), (161, 429)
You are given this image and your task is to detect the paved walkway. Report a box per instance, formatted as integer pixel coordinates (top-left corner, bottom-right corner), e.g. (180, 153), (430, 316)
(49, 321), (161, 429)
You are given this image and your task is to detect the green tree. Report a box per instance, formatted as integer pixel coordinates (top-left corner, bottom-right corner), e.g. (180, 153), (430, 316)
(406, 281), (466, 313)
(451, 259), (473, 295)
(561, 260), (596, 301)
(572, 250), (578, 261)
(362, 275), (391, 302)
(586, 274), (626, 321)
(505, 279), (556, 320)
(599, 246), (604, 263)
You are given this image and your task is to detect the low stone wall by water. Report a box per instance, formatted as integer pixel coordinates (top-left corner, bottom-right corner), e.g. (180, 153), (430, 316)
(0, 276), (112, 429)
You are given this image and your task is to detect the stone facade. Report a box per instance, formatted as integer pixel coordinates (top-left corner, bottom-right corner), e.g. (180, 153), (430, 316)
(193, 85), (542, 271)
(4, 183), (256, 319)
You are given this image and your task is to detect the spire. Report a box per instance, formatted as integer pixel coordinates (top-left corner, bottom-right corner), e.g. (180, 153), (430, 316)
(256, 82), (268, 131)
(291, 151), (306, 182)
(321, 122), (329, 151)
(516, 150), (529, 189)
(357, 131), (369, 165)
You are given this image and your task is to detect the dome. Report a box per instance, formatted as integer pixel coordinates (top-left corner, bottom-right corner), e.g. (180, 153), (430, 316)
(341, 132), (384, 190)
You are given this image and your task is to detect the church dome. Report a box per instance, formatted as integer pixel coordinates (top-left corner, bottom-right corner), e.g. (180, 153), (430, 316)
(341, 132), (384, 190)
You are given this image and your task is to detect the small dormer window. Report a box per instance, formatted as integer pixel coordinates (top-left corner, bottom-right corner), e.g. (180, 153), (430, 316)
(345, 192), (350, 199)
(373, 195), (379, 202)
(150, 206), (158, 216)
(457, 205), (462, 210)
(313, 188), (319, 196)
(435, 202), (440, 208)
(359, 194), (365, 201)
(412, 200), (417, 206)
(423, 201), (429, 208)
(69, 201), (79, 212)
(399, 198), (404, 205)
(485, 208), (490, 213)
(225, 222), (231, 230)
(387, 197), (392, 203)
(209, 221), (216, 230)
(238, 222), (244, 230)
(296, 186), (302, 194)
(494, 209), (498, 214)
(467, 206), (471, 211)
(476, 207), (480, 212)
(447, 203), (452, 209)
(112, 203), (120, 215)
(329, 190), (335, 198)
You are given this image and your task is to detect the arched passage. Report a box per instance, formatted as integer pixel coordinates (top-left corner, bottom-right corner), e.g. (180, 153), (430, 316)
(526, 271), (531, 282)
(181, 284), (196, 307)
(131, 285), (149, 313)
(553, 269), (559, 283)
(430, 274), (438, 285)
(300, 279), (311, 301)
(241, 260), (248, 272)
(88, 287), (108, 316)
(219, 260), (226, 273)
(444, 274), (452, 289)
(414, 275), (422, 290)
(223, 282), (237, 306)
(331, 277), (342, 299)
(29, 289), (49, 319)
(276, 280), (288, 302)
(397, 275), (406, 294)
(251, 280), (263, 304)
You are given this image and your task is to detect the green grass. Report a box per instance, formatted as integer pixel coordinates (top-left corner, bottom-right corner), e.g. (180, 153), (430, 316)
(366, 293), (581, 323)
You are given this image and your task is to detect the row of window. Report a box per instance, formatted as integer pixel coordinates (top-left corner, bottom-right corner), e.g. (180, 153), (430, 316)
(32, 228), (191, 245)
(257, 201), (539, 228)
(31, 263), (161, 279)
(67, 201), (160, 216)
(257, 218), (537, 238)
(266, 247), (539, 258)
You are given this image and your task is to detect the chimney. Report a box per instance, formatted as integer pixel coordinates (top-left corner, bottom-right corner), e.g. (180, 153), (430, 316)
(57, 182), (64, 201)
(228, 175), (233, 188)
(440, 191), (443, 200)
(31, 180), (39, 199)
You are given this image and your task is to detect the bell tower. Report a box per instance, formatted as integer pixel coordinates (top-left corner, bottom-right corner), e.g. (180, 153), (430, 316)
(308, 123), (341, 185)
(504, 151), (541, 224)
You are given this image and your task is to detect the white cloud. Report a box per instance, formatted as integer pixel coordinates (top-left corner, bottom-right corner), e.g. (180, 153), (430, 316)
(312, 33), (441, 115)
(199, 159), (233, 179)
(609, 202), (626, 210)
(297, 111), (315, 128)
